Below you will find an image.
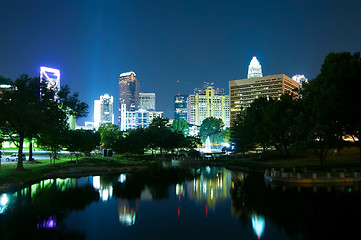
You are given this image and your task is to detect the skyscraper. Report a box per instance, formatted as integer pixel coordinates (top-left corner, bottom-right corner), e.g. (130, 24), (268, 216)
(94, 94), (114, 127)
(247, 57), (263, 78)
(118, 71), (139, 111)
(187, 83), (230, 127)
(118, 71), (139, 128)
(174, 94), (188, 120)
(139, 92), (155, 111)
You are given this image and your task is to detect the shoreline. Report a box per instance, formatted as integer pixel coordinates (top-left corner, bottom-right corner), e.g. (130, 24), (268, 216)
(0, 164), (152, 193)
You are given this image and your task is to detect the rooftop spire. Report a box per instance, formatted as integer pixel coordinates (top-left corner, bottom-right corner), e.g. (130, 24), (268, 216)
(247, 56), (263, 78)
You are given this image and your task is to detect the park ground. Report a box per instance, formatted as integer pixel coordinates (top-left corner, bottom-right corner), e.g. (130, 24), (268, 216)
(1, 147), (360, 192)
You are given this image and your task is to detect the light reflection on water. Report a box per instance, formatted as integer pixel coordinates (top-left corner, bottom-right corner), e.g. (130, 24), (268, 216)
(1, 166), (360, 239)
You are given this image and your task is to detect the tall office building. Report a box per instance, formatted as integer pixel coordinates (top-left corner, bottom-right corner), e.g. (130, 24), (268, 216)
(139, 92), (155, 111)
(94, 94), (114, 127)
(174, 94), (188, 120)
(118, 71), (139, 111)
(247, 57), (263, 79)
(187, 83), (230, 127)
(229, 74), (299, 125)
(118, 71), (139, 128)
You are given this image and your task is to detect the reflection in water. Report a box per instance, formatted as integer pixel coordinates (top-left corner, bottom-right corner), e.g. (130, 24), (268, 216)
(186, 167), (231, 208)
(252, 214), (265, 239)
(118, 199), (138, 226)
(93, 176), (113, 201)
(37, 215), (56, 229)
(11, 167), (361, 239)
(0, 193), (9, 214)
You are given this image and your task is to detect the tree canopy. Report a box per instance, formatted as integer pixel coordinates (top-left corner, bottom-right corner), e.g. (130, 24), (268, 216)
(230, 51), (361, 165)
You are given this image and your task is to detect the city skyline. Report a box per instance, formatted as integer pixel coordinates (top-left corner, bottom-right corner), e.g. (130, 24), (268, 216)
(1, 0), (360, 125)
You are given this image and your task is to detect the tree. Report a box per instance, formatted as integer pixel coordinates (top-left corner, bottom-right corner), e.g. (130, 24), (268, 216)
(117, 128), (148, 155)
(57, 85), (88, 118)
(170, 119), (189, 136)
(315, 52), (361, 162)
(230, 111), (254, 158)
(97, 123), (121, 150)
(199, 117), (224, 145)
(64, 129), (100, 161)
(146, 117), (170, 155)
(37, 84), (88, 164)
(262, 94), (300, 157)
(296, 77), (344, 166)
(0, 75), (50, 170)
(244, 97), (272, 152)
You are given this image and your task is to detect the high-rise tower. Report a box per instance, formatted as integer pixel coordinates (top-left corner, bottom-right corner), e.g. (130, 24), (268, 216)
(139, 92), (155, 111)
(118, 71), (139, 127)
(174, 94), (188, 120)
(187, 83), (230, 127)
(247, 57), (263, 78)
(94, 94), (114, 127)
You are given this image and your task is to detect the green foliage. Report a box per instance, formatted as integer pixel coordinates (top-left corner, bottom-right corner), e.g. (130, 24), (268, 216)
(199, 117), (227, 145)
(149, 116), (169, 129)
(64, 129), (100, 159)
(230, 51), (361, 165)
(57, 85), (89, 118)
(0, 74), (88, 168)
(97, 123), (121, 149)
(170, 119), (190, 136)
(262, 94), (300, 157)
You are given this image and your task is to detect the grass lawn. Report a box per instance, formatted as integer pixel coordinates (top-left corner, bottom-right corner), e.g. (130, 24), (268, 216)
(225, 147), (361, 171)
(0, 154), (155, 189)
(1, 147), (360, 190)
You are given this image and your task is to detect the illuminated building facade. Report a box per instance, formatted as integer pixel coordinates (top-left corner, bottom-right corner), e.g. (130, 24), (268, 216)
(174, 94), (188, 120)
(40, 66), (60, 99)
(149, 110), (163, 123)
(247, 57), (263, 78)
(139, 92), (155, 111)
(120, 103), (149, 131)
(94, 94), (114, 127)
(118, 71), (139, 128)
(229, 74), (299, 124)
(187, 83), (230, 127)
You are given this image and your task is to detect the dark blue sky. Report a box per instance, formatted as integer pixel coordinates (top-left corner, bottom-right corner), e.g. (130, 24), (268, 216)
(1, 0), (360, 125)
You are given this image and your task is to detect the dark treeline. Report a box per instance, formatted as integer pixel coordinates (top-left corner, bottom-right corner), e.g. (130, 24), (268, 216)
(97, 118), (201, 156)
(231, 52), (361, 165)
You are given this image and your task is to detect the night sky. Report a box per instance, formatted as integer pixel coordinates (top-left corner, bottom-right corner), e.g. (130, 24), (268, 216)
(1, 0), (360, 125)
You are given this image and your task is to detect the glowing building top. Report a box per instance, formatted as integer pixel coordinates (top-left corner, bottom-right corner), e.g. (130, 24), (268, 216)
(40, 66), (60, 91)
(119, 71), (136, 78)
(40, 66), (60, 100)
(292, 74), (308, 88)
(247, 57), (263, 79)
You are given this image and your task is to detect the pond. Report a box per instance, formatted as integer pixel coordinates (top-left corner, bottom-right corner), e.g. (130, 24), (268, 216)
(1, 165), (360, 240)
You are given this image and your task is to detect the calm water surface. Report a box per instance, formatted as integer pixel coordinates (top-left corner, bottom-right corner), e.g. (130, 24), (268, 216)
(1, 165), (360, 240)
